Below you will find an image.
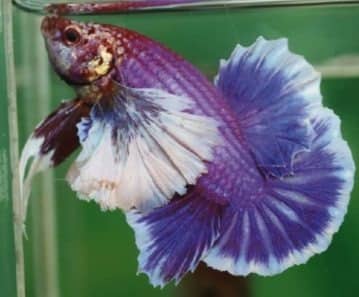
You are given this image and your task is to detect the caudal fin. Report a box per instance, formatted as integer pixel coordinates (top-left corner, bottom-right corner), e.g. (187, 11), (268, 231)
(126, 37), (354, 285)
(204, 108), (355, 275)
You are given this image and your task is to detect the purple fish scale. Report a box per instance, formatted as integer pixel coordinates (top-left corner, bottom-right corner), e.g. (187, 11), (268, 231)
(122, 38), (218, 116)
(120, 38), (232, 126)
(118, 37), (264, 206)
(197, 160), (233, 205)
(35, 17), (355, 285)
(115, 34), (353, 280)
(120, 40), (255, 170)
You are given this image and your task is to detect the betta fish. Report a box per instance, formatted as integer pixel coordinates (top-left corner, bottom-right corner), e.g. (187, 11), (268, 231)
(20, 16), (355, 287)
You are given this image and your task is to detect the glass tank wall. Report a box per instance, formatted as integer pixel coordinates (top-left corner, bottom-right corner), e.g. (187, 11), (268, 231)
(0, 2), (18, 296)
(1, 2), (359, 297)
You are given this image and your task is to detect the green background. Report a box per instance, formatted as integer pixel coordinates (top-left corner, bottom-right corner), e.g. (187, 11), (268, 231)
(1, 3), (359, 297)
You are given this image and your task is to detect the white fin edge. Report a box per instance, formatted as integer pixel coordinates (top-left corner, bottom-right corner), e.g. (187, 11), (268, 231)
(19, 136), (53, 228)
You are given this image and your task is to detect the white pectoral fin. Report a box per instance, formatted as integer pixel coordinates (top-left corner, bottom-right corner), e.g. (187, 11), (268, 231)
(67, 87), (221, 212)
(19, 135), (54, 228)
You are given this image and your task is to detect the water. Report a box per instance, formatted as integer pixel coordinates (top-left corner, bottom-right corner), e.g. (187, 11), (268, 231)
(1, 2), (359, 297)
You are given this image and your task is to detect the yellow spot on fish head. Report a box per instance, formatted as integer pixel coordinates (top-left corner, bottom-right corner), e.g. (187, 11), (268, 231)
(87, 45), (113, 81)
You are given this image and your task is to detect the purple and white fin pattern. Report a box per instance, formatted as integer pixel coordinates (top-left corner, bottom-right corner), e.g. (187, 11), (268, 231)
(126, 188), (223, 287)
(128, 38), (354, 284)
(203, 108), (354, 276)
(20, 30), (354, 287)
(19, 99), (90, 222)
(67, 86), (220, 212)
(215, 37), (322, 177)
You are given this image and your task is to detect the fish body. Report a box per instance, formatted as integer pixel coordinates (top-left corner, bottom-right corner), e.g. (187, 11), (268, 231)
(21, 16), (355, 287)
(40, 16), (252, 210)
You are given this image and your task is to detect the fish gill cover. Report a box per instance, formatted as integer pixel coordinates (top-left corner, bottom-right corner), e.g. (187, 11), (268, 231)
(19, 15), (355, 287)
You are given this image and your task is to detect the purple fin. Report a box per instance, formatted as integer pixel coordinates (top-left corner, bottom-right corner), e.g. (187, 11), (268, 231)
(126, 188), (223, 287)
(215, 37), (322, 177)
(204, 108), (354, 275)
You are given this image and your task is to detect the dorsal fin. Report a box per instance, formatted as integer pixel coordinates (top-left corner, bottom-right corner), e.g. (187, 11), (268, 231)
(215, 37), (322, 177)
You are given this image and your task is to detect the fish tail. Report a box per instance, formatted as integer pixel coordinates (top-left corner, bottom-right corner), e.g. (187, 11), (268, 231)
(128, 107), (354, 282)
(128, 37), (355, 285)
(202, 37), (355, 275)
(203, 108), (354, 275)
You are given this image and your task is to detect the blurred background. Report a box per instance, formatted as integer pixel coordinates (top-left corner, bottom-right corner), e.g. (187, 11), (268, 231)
(1, 1), (359, 297)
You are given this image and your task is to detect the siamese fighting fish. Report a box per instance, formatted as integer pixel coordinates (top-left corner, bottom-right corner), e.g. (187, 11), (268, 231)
(20, 16), (355, 287)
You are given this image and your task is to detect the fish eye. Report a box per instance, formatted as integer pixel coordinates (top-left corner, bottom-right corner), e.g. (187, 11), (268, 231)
(63, 26), (81, 45)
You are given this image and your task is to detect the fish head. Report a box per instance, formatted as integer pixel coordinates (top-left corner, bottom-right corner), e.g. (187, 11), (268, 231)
(41, 16), (115, 85)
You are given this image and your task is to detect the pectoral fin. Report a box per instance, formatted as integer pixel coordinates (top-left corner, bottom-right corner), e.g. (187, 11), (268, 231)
(20, 99), (91, 222)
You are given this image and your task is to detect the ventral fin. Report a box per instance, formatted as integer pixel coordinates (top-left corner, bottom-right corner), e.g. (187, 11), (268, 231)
(67, 86), (221, 212)
(20, 99), (91, 223)
(215, 37), (322, 177)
